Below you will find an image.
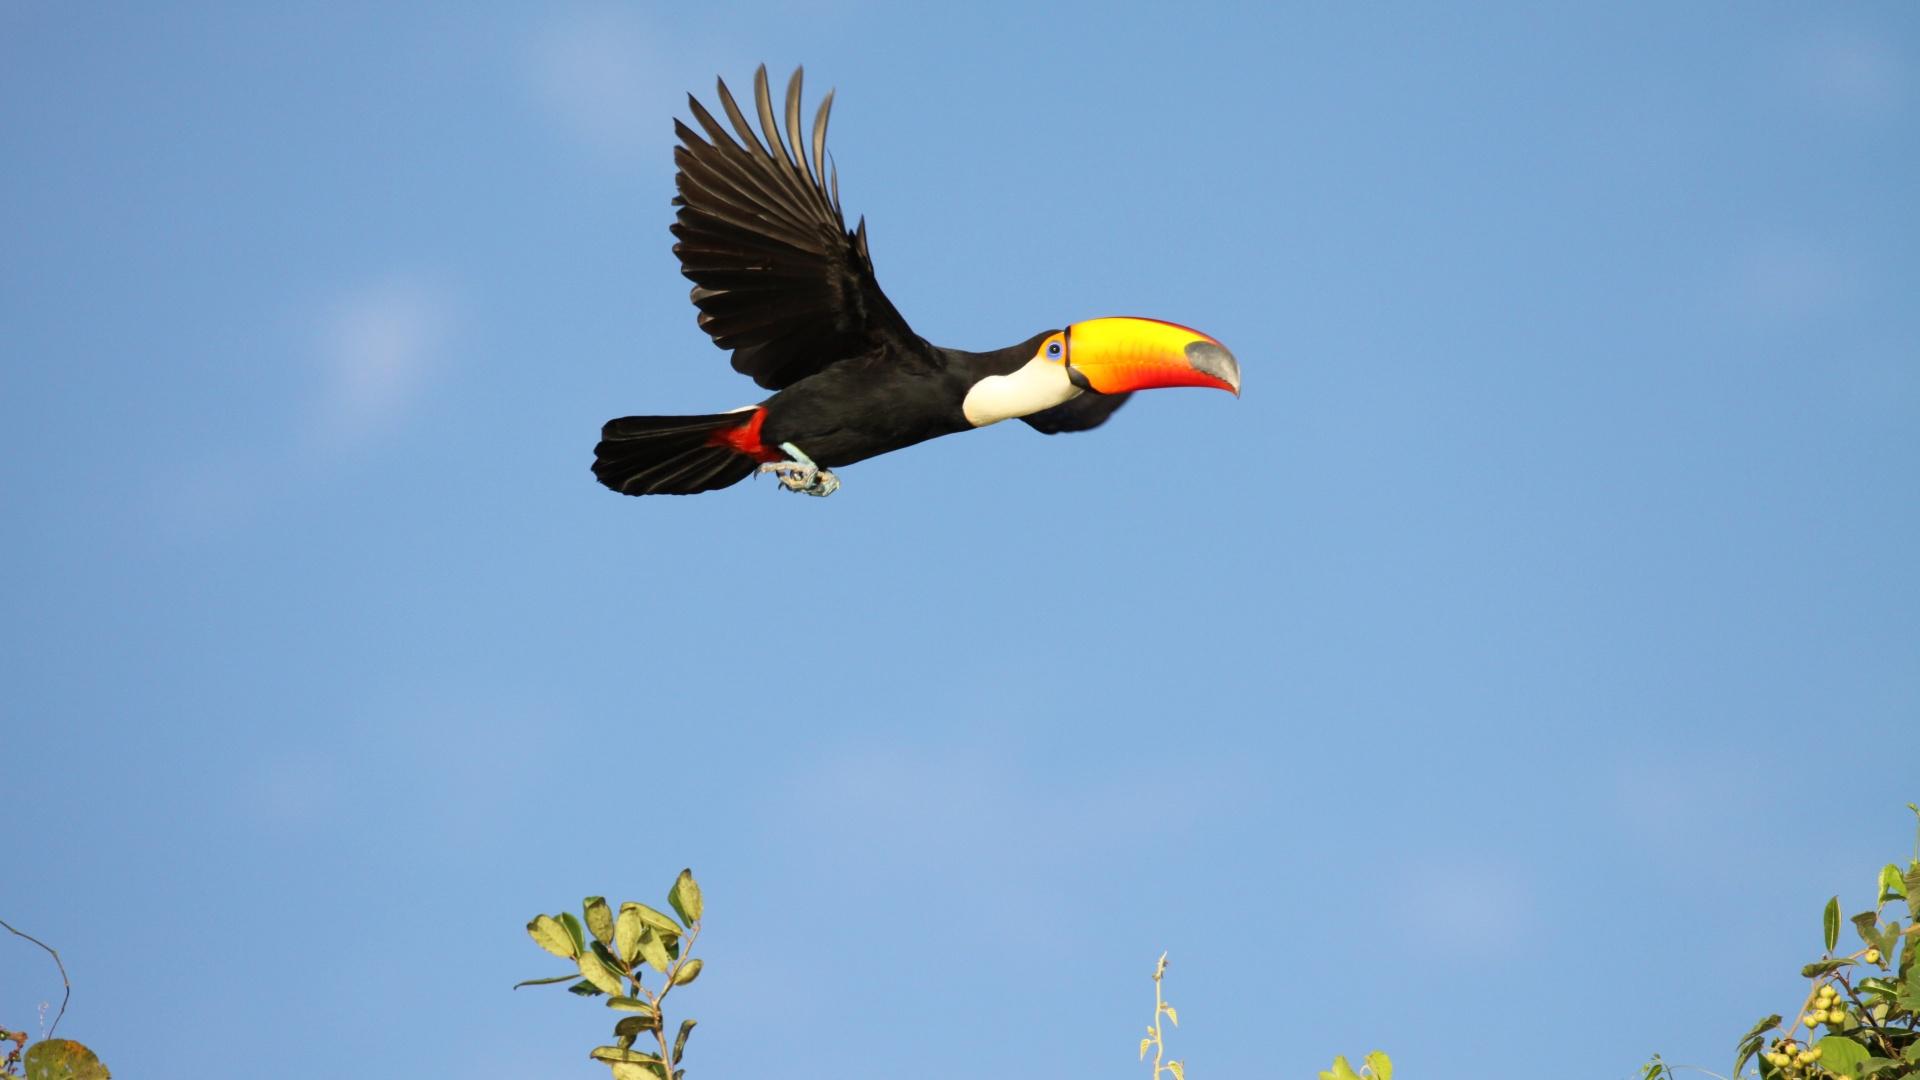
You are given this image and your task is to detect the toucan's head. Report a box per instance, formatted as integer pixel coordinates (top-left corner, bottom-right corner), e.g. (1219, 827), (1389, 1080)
(1040, 317), (1241, 397)
(962, 317), (1240, 427)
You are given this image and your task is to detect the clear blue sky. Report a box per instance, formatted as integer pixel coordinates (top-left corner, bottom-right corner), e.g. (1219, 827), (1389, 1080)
(3, 4), (1916, 1078)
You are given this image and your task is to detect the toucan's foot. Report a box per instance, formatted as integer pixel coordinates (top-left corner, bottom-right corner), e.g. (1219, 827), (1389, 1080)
(759, 461), (839, 496)
(758, 446), (839, 497)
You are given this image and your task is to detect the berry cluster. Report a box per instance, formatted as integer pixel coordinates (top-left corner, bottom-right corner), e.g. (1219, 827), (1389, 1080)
(1762, 1034), (1823, 1075)
(1805, 983), (1849, 1031)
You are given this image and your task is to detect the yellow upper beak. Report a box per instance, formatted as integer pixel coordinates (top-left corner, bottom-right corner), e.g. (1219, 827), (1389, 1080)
(1062, 317), (1241, 396)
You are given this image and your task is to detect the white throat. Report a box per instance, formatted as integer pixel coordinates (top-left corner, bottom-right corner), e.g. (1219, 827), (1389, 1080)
(962, 357), (1081, 427)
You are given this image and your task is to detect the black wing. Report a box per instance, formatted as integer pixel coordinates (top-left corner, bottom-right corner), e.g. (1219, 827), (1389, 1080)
(1020, 392), (1133, 434)
(671, 66), (918, 391)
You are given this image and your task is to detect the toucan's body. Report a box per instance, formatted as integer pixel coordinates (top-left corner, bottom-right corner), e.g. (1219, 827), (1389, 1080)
(594, 67), (1240, 498)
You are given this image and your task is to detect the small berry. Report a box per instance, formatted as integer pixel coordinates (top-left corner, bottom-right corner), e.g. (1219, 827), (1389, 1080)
(1865, 947), (1881, 964)
(1809, 1047), (1824, 1061)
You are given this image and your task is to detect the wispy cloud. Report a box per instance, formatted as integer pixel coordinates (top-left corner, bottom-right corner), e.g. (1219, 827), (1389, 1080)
(237, 747), (344, 831)
(1792, 26), (1907, 113)
(141, 454), (259, 543)
(1609, 751), (1756, 882)
(312, 274), (455, 449)
(524, 6), (673, 160)
(1713, 236), (1851, 328)
(1394, 854), (1538, 955)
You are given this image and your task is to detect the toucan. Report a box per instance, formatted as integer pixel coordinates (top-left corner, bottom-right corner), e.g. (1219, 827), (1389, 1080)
(593, 66), (1241, 497)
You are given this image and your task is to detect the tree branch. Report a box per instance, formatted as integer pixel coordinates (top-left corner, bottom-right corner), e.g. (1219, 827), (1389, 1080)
(0, 918), (69, 1038)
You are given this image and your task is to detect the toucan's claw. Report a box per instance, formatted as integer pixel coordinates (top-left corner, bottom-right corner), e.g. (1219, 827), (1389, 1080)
(757, 459), (840, 497)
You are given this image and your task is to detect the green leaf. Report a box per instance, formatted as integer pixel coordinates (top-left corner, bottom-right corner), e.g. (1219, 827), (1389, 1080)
(610, 1065), (669, 1080)
(670, 869), (703, 926)
(671, 958), (704, 986)
(673, 1019), (697, 1064)
(585, 896), (615, 947)
(566, 979), (604, 996)
(624, 902), (684, 937)
(592, 940), (629, 979)
(578, 949), (625, 996)
(1801, 958), (1852, 977)
(1168, 1061), (1184, 1080)
(615, 1015), (660, 1038)
(591, 1047), (663, 1065)
(1857, 976), (1899, 1002)
(607, 996), (660, 1017)
(638, 927), (672, 974)
(1853, 910), (1883, 950)
(1905, 866), (1920, 919)
(512, 973), (579, 989)
(23, 1039), (111, 1080)
(1881, 864), (1908, 903)
(1825, 895), (1841, 953)
(528, 914), (578, 959)
(1815, 1035), (1871, 1078)
(616, 905), (646, 964)
(1899, 971), (1920, 1011)
(1363, 1051), (1393, 1079)
(1734, 1013), (1781, 1079)
(559, 912), (588, 956)
(1860, 1056), (1906, 1077)
(1319, 1056), (1364, 1080)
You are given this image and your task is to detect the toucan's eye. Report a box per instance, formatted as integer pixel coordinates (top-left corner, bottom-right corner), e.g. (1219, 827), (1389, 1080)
(1046, 340), (1063, 359)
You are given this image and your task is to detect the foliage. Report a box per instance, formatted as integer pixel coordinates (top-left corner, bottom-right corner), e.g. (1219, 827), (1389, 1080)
(1139, 951), (1394, 1080)
(18, 1042), (109, 1080)
(1, 921), (108, 1080)
(1319, 1051), (1394, 1080)
(1139, 952), (1184, 1080)
(520, 869), (706, 1080)
(1710, 805), (1920, 1080)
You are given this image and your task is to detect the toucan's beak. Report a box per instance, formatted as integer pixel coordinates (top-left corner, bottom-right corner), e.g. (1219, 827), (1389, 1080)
(1063, 317), (1241, 396)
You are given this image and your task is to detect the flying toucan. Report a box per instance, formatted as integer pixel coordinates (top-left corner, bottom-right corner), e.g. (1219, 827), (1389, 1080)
(593, 66), (1241, 497)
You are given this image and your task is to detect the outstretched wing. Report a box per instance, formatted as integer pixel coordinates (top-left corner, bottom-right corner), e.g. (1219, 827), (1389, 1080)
(1020, 392), (1133, 434)
(671, 66), (918, 391)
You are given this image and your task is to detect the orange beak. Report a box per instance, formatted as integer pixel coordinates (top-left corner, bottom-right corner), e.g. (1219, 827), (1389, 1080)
(1062, 317), (1241, 396)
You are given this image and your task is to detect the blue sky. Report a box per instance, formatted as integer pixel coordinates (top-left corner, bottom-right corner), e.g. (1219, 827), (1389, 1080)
(2, 3), (1916, 1078)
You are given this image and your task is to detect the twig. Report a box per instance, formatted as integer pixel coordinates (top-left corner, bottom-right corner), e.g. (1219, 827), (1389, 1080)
(1834, 972), (1900, 1061)
(0, 918), (69, 1038)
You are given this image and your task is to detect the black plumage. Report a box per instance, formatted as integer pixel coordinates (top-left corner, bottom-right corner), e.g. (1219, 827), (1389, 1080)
(593, 66), (1219, 498)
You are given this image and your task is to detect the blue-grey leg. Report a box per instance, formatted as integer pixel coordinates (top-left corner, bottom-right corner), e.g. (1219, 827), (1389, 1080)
(757, 442), (841, 497)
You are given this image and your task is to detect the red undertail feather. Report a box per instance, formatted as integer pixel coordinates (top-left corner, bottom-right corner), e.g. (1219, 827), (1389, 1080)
(593, 408), (773, 496)
(707, 407), (781, 462)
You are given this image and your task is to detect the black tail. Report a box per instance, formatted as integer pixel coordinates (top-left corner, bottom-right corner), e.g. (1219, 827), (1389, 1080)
(593, 411), (763, 496)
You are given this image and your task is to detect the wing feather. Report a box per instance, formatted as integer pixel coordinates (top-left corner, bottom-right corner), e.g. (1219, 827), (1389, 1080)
(671, 65), (917, 390)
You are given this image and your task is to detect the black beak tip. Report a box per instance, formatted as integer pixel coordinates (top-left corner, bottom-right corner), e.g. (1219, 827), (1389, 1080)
(1185, 340), (1242, 395)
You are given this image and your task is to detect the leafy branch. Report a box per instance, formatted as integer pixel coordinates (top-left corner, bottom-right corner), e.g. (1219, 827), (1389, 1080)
(1720, 806), (1920, 1080)
(1139, 952), (1184, 1080)
(520, 869), (707, 1080)
(0, 918), (68, 1039)
(2, 919), (109, 1079)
